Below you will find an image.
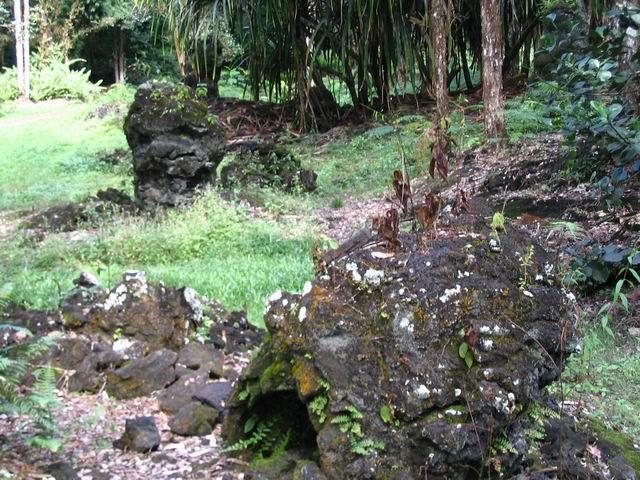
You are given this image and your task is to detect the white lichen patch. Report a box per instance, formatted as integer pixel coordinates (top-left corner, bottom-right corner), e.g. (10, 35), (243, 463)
(298, 306), (307, 323)
(489, 238), (501, 252)
(480, 338), (494, 351)
(445, 409), (463, 416)
(302, 281), (313, 296)
(399, 317), (415, 333)
(544, 262), (554, 275)
(112, 338), (135, 355)
(364, 269), (385, 286)
(268, 290), (283, 303)
(523, 290), (534, 298)
(457, 270), (472, 279)
(454, 388), (462, 397)
(345, 262), (362, 282)
(439, 285), (461, 303)
(414, 384), (431, 399)
(103, 284), (128, 311)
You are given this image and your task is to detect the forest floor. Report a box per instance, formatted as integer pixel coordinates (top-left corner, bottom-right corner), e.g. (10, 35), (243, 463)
(0, 90), (639, 478)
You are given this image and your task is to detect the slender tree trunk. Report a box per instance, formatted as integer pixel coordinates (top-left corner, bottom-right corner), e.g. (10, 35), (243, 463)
(13, 0), (24, 98)
(173, 29), (187, 77)
(22, 0), (29, 99)
(480, 0), (507, 142)
(114, 27), (125, 84)
(431, 0), (449, 119)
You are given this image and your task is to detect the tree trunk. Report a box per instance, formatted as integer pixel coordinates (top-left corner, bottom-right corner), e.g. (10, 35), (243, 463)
(13, 0), (24, 98)
(173, 30), (187, 77)
(431, 0), (449, 119)
(22, 0), (29, 99)
(114, 27), (126, 84)
(480, 0), (507, 142)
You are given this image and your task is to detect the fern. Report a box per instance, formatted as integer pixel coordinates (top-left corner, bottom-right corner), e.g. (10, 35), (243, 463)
(491, 434), (518, 455)
(350, 437), (385, 456)
(0, 326), (60, 450)
(309, 394), (328, 423)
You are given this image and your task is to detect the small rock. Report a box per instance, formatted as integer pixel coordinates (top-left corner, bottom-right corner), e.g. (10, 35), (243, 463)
(168, 401), (219, 436)
(74, 272), (100, 288)
(113, 416), (160, 453)
(192, 381), (233, 411)
(44, 461), (79, 480)
(293, 460), (327, 480)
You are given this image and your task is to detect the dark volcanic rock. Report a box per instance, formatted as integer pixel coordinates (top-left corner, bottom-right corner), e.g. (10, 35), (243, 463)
(225, 212), (583, 479)
(113, 416), (160, 452)
(192, 381), (233, 412)
(61, 271), (200, 353)
(157, 369), (210, 414)
(220, 143), (317, 193)
(124, 82), (225, 208)
(106, 349), (177, 399)
(44, 461), (79, 480)
(208, 308), (264, 353)
(168, 401), (219, 436)
(177, 342), (224, 377)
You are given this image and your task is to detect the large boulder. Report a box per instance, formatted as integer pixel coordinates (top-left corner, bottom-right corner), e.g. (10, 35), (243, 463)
(124, 82), (226, 208)
(223, 211), (615, 479)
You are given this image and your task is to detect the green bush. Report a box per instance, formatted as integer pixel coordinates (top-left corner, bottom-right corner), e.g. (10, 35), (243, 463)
(0, 55), (102, 102)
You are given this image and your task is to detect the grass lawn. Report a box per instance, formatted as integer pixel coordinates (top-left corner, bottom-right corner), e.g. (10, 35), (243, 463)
(0, 98), (131, 211)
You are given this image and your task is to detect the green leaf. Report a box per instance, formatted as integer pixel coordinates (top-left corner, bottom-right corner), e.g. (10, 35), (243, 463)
(244, 415), (258, 434)
(590, 100), (608, 118)
(464, 351), (474, 369)
(380, 405), (392, 424)
(458, 342), (468, 359)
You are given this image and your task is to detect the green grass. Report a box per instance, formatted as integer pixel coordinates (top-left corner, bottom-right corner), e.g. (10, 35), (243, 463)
(0, 91), (133, 211)
(1, 191), (315, 326)
(550, 330), (640, 443)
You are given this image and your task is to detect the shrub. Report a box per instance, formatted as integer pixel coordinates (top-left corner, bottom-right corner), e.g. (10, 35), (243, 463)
(0, 54), (102, 102)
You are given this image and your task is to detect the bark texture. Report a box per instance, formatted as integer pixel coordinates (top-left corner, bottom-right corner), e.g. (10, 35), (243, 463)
(431, 0), (449, 119)
(480, 0), (506, 141)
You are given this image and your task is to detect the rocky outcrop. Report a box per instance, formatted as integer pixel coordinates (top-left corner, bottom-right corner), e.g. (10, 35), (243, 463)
(224, 211), (634, 479)
(124, 82), (226, 208)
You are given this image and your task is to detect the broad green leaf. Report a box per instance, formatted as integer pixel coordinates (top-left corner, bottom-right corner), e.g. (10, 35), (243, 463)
(380, 405), (392, 423)
(458, 342), (468, 359)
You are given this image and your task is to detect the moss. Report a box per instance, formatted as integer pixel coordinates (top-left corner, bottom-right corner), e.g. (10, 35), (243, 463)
(259, 359), (292, 393)
(588, 418), (640, 472)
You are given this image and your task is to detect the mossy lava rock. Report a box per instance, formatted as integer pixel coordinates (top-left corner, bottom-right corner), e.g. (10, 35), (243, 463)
(124, 82), (225, 208)
(225, 213), (580, 479)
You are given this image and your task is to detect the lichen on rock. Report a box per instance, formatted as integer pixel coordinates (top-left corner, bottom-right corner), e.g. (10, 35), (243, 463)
(223, 212), (632, 479)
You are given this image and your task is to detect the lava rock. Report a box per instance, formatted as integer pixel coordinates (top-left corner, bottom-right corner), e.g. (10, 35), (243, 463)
(192, 381), (233, 412)
(106, 349), (177, 399)
(168, 401), (219, 436)
(44, 461), (79, 480)
(113, 416), (160, 452)
(293, 460), (327, 480)
(61, 271), (201, 353)
(157, 369), (210, 414)
(208, 308), (264, 353)
(124, 82), (225, 208)
(225, 212), (579, 479)
(177, 342), (224, 377)
(220, 142), (317, 193)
